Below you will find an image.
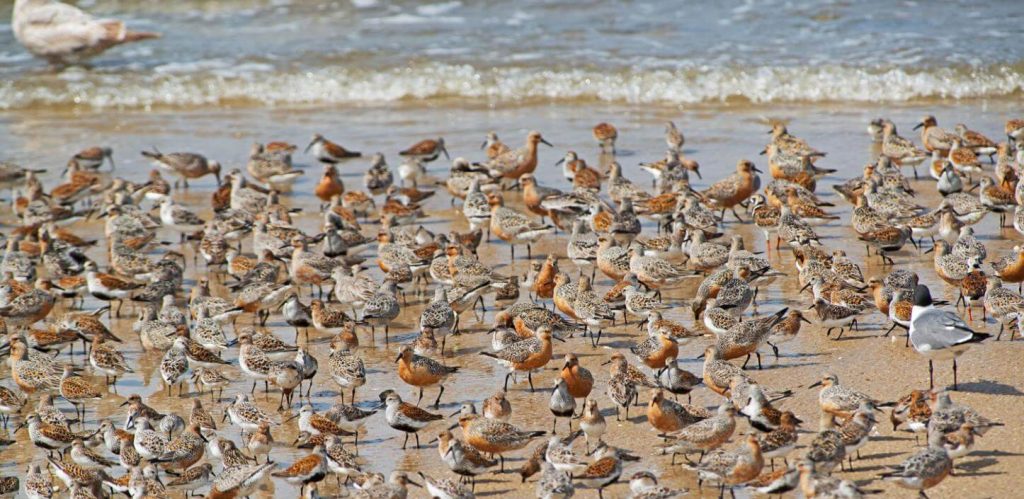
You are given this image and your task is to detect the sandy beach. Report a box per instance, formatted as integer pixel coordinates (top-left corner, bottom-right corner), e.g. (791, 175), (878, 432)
(0, 98), (1021, 497)
(3, 0), (1024, 497)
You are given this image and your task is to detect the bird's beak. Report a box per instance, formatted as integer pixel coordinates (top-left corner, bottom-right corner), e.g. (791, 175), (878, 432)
(480, 140), (487, 150)
(555, 158), (565, 166)
(304, 138), (317, 153)
(540, 138), (553, 147)
(799, 282), (811, 294)
(14, 421), (25, 433)
(444, 446), (453, 457)
(759, 148), (767, 156)
(621, 452), (641, 462)
(967, 183), (979, 193)
(441, 146), (450, 160)
(600, 359), (611, 366)
(808, 381), (823, 388)
(799, 316), (812, 324)
(283, 414), (300, 423)
(447, 421), (459, 430)
(913, 122), (924, 130)
(394, 353), (402, 363)
(752, 166), (763, 173)
(694, 168), (702, 179)
(924, 246), (935, 254)
(119, 400), (130, 407)
(448, 408), (462, 418)
(408, 479), (423, 488)
(805, 303), (815, 310)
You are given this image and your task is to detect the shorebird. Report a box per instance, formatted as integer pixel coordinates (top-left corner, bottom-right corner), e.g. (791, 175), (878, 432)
(328, 339), (365, 403)
(153, 423), (208, 471)
(18, 413), (82, 456)
(548, 378), (576, 434)
(84, 261), (141, 317)
(808, 298), (862, 339)
(481, 130), (552, 182)
(646, 388), (709, 436)
(419, 471), (473, 499)
(928, 390), (1003, 440)
(488, 193), (555, 260)
(400, 137), (449, 162)
(810, 373), (890, 428)
(559, 353), (593, 408)
(879, 431), (953, 497)
(207, 462), (276, 499)
(272, 444), (328, 495)
(306, 134), (361, 163)
(659, 404), (737, 464)
(396, 346), (459, 407)
(86, 335), (132, 387)
(910, 284), (990, 389)
(454, 413), (546, 471)
(537, 461), (575, 499)
(130, 416), (169, 461)
(12, 0), (160, 64)
(701, 160), (762, 222)
(480, 326), (557, 392)
(381, 391), (442, 449)
(576, 445), (640, 499)
(224, 393), (278, 434)
(142, 148), (221, 188)
(59, 364), (103, 420)
(685, 433), (763, 495)
(359, 280), (401, 342)
(739, 383), (795, 434)
(165, 462), (215, 493)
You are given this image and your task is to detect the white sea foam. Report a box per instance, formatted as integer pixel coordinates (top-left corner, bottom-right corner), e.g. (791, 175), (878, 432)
(0, 63), (1020, 110)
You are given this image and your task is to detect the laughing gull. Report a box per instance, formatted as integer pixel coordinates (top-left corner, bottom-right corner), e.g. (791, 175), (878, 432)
(910, 284), (990, 390)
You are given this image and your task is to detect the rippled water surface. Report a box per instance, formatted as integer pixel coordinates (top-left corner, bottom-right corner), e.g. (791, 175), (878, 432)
(1, 0), (1023, 108)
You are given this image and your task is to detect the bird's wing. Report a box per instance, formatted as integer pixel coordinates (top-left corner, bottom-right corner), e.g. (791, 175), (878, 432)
(910, 308), (974, 350)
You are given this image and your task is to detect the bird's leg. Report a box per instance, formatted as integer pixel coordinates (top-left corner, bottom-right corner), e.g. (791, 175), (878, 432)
(929, 360), (935, 390)
(434, 386), (444, 408)
(953, 359), (959, 390)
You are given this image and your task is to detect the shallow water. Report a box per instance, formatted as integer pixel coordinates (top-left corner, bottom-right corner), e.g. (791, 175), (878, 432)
(1, 0), (1023, 108)
(1, 98), (1023, 497)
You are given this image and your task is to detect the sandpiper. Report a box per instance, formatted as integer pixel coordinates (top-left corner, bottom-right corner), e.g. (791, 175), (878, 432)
(454, 413), (545, 471)
(479, 326), (556, 392)
(142, 148), (221, 187)
(306, 134), (361, 163)
(381, 391), (442, 449)
(879, 431), (952, 496)
(225, 393), (279, 434)
(810, 373), (890, 428)
(328, 338), (366, 403)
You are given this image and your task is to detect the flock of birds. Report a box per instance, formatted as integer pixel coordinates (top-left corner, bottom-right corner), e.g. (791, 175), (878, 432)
(4, 1), (1024, 499)
(0, 112), (1021, 499)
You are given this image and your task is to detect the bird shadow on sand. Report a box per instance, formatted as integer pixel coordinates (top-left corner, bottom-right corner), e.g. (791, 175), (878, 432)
(858, 451), (905, 461)
(477, 489), (516, 496)
(956, 457), (1001, 473)
(970, 450), (1024, 458)
(953, 380), (1024, 397)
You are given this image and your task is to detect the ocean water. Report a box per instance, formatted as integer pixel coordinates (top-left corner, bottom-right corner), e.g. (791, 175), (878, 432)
(1, 0), (1022, 109)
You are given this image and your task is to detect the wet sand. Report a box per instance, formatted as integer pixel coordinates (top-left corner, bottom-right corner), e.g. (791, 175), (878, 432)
(1, 99), (1022, 497)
